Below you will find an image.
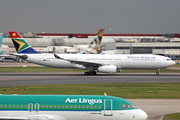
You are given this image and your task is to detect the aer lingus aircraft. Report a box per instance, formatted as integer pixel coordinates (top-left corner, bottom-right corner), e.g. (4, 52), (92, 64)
(9, 31), (175, 75)
(0, 94), (147, 120)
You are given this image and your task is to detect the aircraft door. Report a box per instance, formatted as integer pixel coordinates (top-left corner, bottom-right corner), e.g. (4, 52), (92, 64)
(104, 99), (113, 116)
(28, 103), (33, 112)
(157, 56), (162, 63)
(28, 103), (39, 112)
(39, 55), (46, 62)
(34, 103), (39, 112)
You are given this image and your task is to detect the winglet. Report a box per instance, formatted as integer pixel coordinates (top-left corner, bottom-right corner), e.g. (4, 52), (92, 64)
(54, 54), (61, 59)
(104, 92), (107, 96)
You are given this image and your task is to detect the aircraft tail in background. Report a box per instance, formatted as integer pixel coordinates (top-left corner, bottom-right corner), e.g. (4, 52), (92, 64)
(87, 29), (104, 54)
(0, 35), (3, 54)
(9, 32), (40, 54)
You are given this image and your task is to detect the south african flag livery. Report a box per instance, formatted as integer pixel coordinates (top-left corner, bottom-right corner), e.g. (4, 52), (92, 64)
(9, 32), (40, 54)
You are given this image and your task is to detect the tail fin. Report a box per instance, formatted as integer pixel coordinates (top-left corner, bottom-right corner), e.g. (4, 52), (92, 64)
(89, 29), (104, 53)
(9, 32), (40, 54)
(0, 35), (3, 54)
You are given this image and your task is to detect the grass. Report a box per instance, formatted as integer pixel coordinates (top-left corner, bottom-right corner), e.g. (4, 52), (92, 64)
(0, 67), (179, 73)
(163, 113), (180, 120)
(1, 83), (180, 99)
(172, 64), (180, 67)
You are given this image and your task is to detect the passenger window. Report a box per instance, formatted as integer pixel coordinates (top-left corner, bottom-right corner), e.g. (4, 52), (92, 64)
(86, 106), (89, 109)
(42, 105), (44, 108)
(17, 105), (19, 108)
(66, 105), (69, 109)
(0, 105), (3, 108)
(50, 105), (52, 108)
(62, 105), (64, 108)
(98, 106), (101, 109)
(90, 106), (93, 109)
(21, 105), (23, 108)
(94, 106), (97, 109)
(122, 104), (126, 109)
(46, 105), (48, 108)
(8, 105), (11, 108)
(74, 106), (77, 109)
(13, 105), (15, 108)
(25, 105), (27, 108)
(58, 105), (60, 108)
(54, 105), (56, 108)
(4, 105), (7, 108)
(78, 106), (81, 109)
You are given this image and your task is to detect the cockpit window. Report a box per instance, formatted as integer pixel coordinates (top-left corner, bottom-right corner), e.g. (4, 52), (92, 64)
(127, 104), (132, 109)
(122, 104), (137, 109)
(131, 105), (137, 108)
(166, 59), (171, 61)
(122, 104), (126, 109)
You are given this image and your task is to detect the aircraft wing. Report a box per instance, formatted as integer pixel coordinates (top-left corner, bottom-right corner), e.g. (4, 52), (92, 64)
(0, 116), (49, 120)
(0, 116), (29, 119)
(54, 54), (103, 67)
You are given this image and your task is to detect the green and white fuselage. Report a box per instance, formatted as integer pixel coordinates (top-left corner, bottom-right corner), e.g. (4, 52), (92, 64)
(0, 95), (147, 120)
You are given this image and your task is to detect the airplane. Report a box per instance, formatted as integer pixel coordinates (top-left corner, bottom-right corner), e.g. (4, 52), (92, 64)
(9, 31), (175, 75)
(0, 94), (148, 120)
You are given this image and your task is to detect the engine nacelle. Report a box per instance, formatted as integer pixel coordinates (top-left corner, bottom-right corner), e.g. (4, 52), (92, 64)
(98, 65), (117, 73)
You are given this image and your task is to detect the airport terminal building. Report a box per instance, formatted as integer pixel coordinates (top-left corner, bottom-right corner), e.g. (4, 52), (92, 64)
(36, 32), (180, 58)
(1, 32), (180, 59)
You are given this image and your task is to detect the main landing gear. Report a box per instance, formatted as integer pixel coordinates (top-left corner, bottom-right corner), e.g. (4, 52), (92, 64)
(156, 69), (160, 75)
(84, 71), (97, 75)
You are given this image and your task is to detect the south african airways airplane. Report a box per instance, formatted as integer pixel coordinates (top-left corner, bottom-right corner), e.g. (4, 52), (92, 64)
(9, 31), (175, 75)
(0, 94), (147, 120)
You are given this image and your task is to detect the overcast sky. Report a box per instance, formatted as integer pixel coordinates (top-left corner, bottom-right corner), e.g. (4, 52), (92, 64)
(0, 0), (180, 34)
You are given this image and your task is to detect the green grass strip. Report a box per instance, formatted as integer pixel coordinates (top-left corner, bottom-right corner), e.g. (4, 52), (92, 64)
(163, 113), (180, 120)
(1, 83), (180, 99)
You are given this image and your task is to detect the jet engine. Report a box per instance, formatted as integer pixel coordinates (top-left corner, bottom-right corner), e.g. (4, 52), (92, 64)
(98, 65), (117, 73)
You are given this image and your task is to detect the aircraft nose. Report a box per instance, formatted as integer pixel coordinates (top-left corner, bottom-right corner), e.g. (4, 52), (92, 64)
(138, 109), (148, 120)
(172, 61), (176, 66)
(140, 109), (148, 120)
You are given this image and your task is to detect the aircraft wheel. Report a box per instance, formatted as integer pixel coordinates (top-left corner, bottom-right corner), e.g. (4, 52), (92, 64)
(84, 72), (88, 75)
(156, 72), (159, 75)
(89, 72), (93, 75)
(93, 71), (96, 75)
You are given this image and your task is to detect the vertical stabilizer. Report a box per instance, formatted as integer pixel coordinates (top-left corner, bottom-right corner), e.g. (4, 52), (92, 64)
(9, 32), (40, 54)
(0, 35), (3, 54)
(89, 29), (104, 53)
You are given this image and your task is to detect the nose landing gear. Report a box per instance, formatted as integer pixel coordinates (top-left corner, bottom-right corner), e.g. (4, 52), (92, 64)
(156, 69), (160, 75)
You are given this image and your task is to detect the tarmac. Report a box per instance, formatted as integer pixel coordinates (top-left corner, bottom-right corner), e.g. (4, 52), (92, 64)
(129, 99), (180, 120)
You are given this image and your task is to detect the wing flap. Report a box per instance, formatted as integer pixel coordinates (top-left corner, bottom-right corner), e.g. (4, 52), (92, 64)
(54, 54), (103, 67)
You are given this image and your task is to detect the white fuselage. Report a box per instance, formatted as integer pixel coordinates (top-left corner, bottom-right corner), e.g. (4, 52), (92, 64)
(0, 109), (147, 120)
(24, 54), (175, 70)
